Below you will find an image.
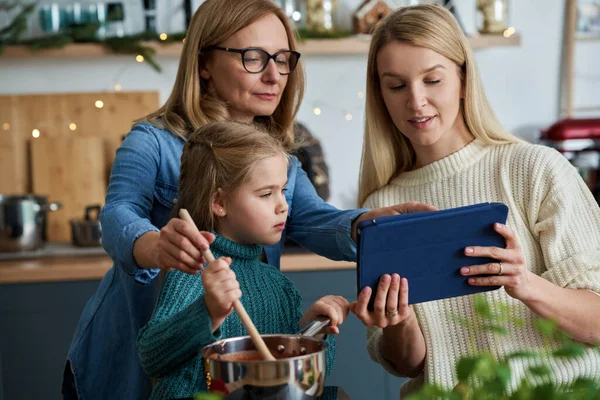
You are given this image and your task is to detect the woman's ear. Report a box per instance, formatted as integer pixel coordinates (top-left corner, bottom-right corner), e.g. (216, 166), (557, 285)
(211, 189), (226, 217)
(200, 68), (211, 80)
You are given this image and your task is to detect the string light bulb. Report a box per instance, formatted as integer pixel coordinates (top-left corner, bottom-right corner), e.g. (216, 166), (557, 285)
(357, 91), (365, 99)
(345, 113), (353, 121)
(503, 27), (515, 38)
(136, 55), (144, 63)
(114, 83), (122, 91)
(95, 100), (104, 108)
(32, 129), (40, 138)
(69, 123), (77, 131)
(159, 33), (168, 40)
(313, 107), (321, 116)
(2, 122), (9, 130)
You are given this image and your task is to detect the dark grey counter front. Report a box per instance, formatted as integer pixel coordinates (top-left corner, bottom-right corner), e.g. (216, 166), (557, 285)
(0, 267), (407, 399)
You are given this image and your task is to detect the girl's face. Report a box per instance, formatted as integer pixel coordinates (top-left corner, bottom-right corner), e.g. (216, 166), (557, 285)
(216, 155), (289, 246)
(377, 41), (472, 167)
(203, 13), (290, 123)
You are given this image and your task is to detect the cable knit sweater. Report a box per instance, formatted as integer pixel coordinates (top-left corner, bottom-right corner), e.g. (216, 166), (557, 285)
(137, 235), (336, 400)
(363, 139), (600, 396)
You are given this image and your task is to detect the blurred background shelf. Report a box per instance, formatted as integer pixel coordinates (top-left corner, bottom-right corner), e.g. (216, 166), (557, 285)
(1, 34), (521, 59)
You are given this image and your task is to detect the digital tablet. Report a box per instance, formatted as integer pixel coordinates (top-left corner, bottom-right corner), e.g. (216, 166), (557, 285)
(356, 202), (509, 309)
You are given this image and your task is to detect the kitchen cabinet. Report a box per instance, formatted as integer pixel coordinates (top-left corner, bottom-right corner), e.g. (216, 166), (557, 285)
(0, 254), (407, 400)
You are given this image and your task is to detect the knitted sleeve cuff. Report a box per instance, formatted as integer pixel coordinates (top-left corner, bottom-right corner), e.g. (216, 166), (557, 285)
(366, 326), (403, 377)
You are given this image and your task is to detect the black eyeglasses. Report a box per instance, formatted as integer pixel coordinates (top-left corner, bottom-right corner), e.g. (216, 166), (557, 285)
(201, 46), (301, 75)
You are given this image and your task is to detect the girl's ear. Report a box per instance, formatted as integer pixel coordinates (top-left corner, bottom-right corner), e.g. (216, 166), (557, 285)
(211, 189), (226, 217)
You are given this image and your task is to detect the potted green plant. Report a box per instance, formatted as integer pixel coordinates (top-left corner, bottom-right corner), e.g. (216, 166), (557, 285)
(406, 295), (600, 400)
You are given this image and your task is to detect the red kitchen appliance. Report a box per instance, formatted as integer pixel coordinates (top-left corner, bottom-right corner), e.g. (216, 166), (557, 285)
(539, 118), (600, 202)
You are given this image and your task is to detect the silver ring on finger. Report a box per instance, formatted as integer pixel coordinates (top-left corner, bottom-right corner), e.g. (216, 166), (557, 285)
(498, 262), (503, 276)
(385, 309), (398, 317)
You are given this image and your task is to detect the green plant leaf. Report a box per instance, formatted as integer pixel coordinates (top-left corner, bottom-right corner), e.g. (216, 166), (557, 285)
(406, 383), (452, 399)
(482, 323), (509, 336)
(552, 343), (586, 358)
(531, 383), (559, 400)
(527, 364), (552, 378)
(456, 356), (480, 382)
(534, 318), (558, 338)
(505, 351), (540, 360)
(494, 362), (512, 386)
(474, 295), (493, 320)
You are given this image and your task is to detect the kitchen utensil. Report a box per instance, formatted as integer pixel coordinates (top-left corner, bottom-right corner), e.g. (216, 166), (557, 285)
(0, 195), (62, 252)
(202, 318), (331, 399)
(178, 209), (276, 361)
(70, 204), (102, 247)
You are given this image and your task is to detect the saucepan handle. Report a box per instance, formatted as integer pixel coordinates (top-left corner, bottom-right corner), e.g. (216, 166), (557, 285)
(297, 316), (331, 337)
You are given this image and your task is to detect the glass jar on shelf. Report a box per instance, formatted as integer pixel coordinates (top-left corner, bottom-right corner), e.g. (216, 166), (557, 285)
(305, 0), (338, 33)
(476, 0), (509, 34)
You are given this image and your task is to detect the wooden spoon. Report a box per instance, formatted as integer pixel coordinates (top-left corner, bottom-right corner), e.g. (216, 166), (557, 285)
(179, 209), (276, 361)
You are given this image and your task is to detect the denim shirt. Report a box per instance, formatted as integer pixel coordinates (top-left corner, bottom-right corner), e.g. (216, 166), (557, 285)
(66, 122), (367, 400)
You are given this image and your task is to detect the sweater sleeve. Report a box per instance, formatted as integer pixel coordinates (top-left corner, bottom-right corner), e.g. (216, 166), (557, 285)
(137, 270), (223, 378)
(530, 149), (600, 293)
(366, 326), (403, 377)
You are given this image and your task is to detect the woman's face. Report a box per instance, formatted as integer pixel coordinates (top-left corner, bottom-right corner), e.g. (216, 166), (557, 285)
(203, 13), (290, 123)
(377, 41), (472, 166)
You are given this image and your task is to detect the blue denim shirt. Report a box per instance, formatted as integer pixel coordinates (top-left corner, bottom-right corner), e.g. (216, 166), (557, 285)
(66, 122), (367, 400)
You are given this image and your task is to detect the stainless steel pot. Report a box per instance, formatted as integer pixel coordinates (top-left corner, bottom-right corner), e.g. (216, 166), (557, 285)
(0, 195), (62, 252)
(201, 319), (331, 399)
(70, 205), (102, 247)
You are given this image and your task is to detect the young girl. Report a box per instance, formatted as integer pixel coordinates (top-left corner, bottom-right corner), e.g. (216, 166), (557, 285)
(351, 4), (600, 396)
(137, 121), (350, 400)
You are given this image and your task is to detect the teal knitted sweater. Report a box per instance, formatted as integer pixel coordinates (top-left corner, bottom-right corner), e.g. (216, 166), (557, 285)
(137, 235), (336, 400)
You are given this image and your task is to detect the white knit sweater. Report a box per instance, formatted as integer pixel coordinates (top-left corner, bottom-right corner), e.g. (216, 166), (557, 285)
(363, 139), (600, 396)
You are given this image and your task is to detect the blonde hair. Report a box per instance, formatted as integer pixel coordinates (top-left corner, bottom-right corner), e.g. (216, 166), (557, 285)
(175, 121), (288, 231)
(358, 4), (522, 206)
(139, 0), (304, 150)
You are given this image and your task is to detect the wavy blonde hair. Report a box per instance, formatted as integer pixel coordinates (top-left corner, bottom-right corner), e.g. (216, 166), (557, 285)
(358, 4), (522, 206)
(175, 121), (288, 231)
(139, 0), (304, 150)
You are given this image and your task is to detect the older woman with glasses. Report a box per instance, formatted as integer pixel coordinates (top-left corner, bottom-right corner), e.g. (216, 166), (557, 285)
(61, 0), (432, 399)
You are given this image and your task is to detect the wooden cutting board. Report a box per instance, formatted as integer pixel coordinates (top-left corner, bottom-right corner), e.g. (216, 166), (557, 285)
(30, 136), (107, 242)
(0, 91), (159, 194)
(0, 96), (29, 193)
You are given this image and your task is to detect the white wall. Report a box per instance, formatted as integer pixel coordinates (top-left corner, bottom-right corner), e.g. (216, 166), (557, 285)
(1, 0), (599, 209)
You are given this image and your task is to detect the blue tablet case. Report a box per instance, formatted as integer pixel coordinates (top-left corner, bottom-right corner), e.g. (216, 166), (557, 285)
(356, 202), (509, 309)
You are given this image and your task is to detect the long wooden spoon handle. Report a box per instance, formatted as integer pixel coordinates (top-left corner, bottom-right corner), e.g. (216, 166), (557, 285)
(178, 209), (276, 361)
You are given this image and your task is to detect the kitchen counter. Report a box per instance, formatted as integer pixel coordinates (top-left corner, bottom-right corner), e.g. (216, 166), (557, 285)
(0, 247), (355, 284)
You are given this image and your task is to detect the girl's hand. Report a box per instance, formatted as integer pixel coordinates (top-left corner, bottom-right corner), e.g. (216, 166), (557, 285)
(201, 257), (241, 331)
(350, 273), (413, 328)
(156, 217), (215, 274)
(461, 223), (533, 301)
(300, 295), (350, 335)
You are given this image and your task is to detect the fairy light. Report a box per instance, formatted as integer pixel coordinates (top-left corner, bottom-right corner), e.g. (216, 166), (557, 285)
(114, 83), (122, 91)
(345, 113), (353, 121)
(159, 33), (168, 40)
(95, 100), (104, 108)
(357, 91), (365, 99)
(313, 107), (321, 116)
(32, 129), (40, 138)
(182, 37), (186, 44)
(2, 123), (9, 130)
(136, 55), (144, 63)
(69, 123), (77, 131)
(503, 27), (515, 38)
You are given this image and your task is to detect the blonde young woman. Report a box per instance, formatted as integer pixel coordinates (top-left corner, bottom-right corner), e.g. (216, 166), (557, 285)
(350, 4), (600, 396)
(62, 1), (430, 399)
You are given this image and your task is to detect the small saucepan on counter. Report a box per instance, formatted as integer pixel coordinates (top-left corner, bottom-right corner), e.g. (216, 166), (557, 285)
(202, 318), (331, 399)
(0, 194), (62, 252)
(70, 205), (102, 247)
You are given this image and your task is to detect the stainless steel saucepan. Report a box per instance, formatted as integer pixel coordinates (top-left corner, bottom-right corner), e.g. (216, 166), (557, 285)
(0, 195), (62, 252)
(201, 319), (331, 399)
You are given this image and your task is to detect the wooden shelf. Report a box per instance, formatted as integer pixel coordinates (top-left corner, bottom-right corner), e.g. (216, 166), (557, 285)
(1, 34), (521, 59)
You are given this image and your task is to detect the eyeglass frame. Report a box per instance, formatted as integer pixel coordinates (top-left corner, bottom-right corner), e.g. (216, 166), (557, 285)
(199, 46), (301, 75)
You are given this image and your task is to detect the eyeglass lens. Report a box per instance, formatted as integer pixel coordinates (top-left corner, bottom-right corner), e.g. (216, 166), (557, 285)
(242, 49), (298, 74)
